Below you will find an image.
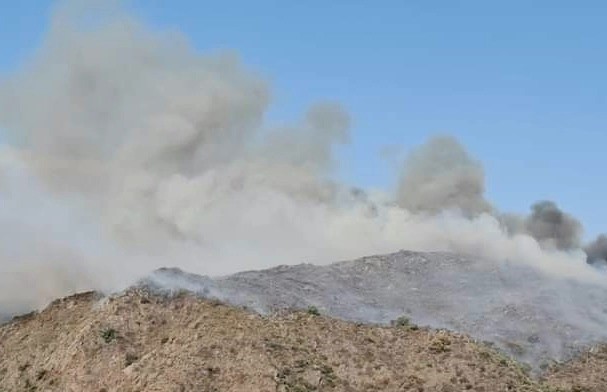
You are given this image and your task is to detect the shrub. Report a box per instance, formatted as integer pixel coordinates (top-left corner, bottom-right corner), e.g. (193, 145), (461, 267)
(394, 316), (410, 327)
(391, 315), (420, 330)
(307, 306), (320, 316)
(101, 328), (118, 343)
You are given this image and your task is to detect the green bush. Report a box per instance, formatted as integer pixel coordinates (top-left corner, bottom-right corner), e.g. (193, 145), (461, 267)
(307, 306), (320, 316)
(394, 316), (410, 327)
(391, 315), (420, 331)
(101, 328), (118, 343)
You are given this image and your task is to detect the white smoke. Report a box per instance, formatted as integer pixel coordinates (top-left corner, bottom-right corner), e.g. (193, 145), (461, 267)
(0, 1), (603, 315)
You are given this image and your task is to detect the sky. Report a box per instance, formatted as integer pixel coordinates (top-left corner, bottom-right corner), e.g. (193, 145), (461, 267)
(0, 0), (605, 238)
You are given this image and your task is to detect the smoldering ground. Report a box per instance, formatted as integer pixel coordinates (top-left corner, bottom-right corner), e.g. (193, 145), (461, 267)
(0, 1), (605, 317)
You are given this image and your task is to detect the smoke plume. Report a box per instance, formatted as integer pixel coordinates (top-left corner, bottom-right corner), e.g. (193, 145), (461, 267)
(0, 1), (604, 316)
(585, 235), (607, 264)
(524, 201), (582, 250)
(393, 138), (586, 253)
(396, 136), (493, 216)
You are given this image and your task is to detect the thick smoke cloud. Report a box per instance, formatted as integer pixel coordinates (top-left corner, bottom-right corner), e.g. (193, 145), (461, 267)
(0, 3), (348, 245)
(524, 201), (582, 250)
(585, 235), (607, 264)
(0, 1), (604, 315)
(393, 138), (586, 253)
(396, 136), (493, 217)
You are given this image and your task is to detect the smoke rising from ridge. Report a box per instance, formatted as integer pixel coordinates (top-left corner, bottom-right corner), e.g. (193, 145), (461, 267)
(585, 235), (607, 264)
(0, 1), (605, 315)
(524, 201), (583, 251)
(396, 136), (493, 216)
(393, 138), (592, 254)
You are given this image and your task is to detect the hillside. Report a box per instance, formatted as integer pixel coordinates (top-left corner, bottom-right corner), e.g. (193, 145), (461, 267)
(141, 251), (607, 371)
(3, 249), (607, 391)
(2, 289), (603, 392)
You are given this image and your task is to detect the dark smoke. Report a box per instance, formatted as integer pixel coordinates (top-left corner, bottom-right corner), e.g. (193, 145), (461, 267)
(585, 234), (607, 264)
(524, 201), (582, 251)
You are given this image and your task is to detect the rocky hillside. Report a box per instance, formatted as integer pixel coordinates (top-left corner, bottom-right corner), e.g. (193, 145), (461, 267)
(0, 289), (605, 392)
(141, 251), (607, 371)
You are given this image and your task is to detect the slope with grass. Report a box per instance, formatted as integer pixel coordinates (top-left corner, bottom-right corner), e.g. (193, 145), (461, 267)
(0, 289), (570, 392)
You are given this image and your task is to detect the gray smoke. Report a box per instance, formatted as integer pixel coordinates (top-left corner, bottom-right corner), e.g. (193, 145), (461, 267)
(498, 201), (584, 253)
(0, 1), (604, 315)
(393, 138), (586, 253)
(524, 201), (583, 251)
(585, 234), (607, 264)
(396, 136), (493, 216)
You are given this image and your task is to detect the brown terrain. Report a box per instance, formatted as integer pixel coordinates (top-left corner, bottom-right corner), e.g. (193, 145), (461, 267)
(0, 290), (605, 392)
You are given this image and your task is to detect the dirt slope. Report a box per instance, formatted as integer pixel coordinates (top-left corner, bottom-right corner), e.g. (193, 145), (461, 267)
(142, 251), (607, 370)
(543, 346), (607, 392)
(0, 290), (600, 392)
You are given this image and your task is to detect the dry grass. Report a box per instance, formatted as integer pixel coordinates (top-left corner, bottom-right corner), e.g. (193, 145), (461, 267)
(0, 290), (600, 392)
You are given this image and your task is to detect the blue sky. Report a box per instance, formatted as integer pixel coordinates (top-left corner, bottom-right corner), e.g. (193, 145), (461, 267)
(1, 1), (606, 238)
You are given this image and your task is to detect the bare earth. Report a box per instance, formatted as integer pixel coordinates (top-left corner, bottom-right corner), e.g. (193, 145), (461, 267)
(1, 289), (604, 392)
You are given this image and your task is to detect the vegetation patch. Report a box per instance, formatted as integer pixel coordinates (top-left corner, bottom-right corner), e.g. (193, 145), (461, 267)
(306, 306), (320, 316)
(101, 328), (118, 343)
